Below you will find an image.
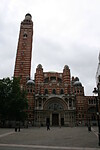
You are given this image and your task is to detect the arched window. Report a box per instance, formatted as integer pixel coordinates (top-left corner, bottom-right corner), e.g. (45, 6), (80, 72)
(30, 89), (32, 93)
(44, 78), (49, 83)
(48, 103), (63, 110)
(69, 99), (72, 107)
(23, 33), (27, 38)
(60, 89), (64, 94)
(39, 100), (41, 107)
(91, 99), (93, 104)
(57, 78), (62, 83)
(89, 99), (91, 104)
(50, 77), (56, 82)
(44, 89), (48, 94)
(27, 89), (29, 93)
(52, 89), (56, 94)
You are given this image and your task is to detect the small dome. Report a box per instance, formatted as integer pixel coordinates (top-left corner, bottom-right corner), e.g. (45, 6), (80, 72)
(26, 79), (35, 86)
(37, 64), (42, 68)
(74, 77), (79, 81)
(73, 81), (82, 87)
(25, 13), (32, 20)
(64, 65), (69, 69)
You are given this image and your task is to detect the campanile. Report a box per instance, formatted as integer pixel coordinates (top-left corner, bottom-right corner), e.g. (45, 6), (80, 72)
(14, 13), (33, 88)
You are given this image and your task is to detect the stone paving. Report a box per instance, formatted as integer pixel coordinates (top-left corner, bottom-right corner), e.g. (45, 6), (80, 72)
(0, 127), (99, 150)
(0, 128), (14, 135)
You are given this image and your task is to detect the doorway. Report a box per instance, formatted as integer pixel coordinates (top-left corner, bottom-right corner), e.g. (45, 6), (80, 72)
(61, 118), (64, 126)
(46, 118), (50, 124)
(52, 113), (59, 126)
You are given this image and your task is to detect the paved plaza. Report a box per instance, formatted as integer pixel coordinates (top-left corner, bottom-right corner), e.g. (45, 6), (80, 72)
(0, 127), (100, 150)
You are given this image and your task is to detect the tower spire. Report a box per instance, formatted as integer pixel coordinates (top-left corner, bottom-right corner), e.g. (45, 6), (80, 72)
(14, 14), (33, 88)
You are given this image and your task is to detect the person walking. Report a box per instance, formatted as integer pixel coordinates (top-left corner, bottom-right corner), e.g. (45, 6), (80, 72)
(46, 122), (50, 130)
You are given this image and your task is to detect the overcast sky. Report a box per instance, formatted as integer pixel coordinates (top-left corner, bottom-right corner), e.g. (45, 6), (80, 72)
(0, 0), (100, 95)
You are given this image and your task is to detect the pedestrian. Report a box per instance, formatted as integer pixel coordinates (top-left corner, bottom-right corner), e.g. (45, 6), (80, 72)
(18, 125), (20, 132)
(46, 122), (50, 131)
(15, 124), (17, 132)
(88, 124), (91, 132)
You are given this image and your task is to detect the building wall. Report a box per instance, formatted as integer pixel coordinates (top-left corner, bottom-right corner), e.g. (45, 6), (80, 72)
(14, 14), (97, 127)
(35, 64), (71, 95)
(14, 14), (35, 123)
(34, 65), (83, 126)
(86, 96), (97, 126)
(14, 14), (33, 88)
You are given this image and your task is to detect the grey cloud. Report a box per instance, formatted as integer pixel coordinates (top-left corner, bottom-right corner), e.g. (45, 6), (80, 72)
(0, 0), (100, 96)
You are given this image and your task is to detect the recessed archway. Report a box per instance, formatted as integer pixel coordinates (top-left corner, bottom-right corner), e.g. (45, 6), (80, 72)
(43, 97), (68, 126)
(43, 96), (68, 110)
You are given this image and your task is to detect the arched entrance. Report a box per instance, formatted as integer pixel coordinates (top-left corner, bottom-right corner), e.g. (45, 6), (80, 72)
(43, 96), (68, 126)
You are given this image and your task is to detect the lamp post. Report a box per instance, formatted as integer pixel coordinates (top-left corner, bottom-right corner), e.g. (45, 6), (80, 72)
(93, 87), (100, 146)
(93, 52), (100, 146)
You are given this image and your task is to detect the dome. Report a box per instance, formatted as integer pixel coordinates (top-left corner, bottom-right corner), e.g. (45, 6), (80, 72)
(25, 13), (32, 20)
(74, 77), (79, 81)
(37, 64), (42, 68)
(73, 81), (82, 87)
(64, 65), (69, 69)
(26, 79), (35, 86)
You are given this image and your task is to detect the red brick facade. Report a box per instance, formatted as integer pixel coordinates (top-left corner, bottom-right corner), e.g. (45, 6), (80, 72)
(35, 64), (71, 95)
(14, 14), (97, 126)
(14, 13), (33, 89)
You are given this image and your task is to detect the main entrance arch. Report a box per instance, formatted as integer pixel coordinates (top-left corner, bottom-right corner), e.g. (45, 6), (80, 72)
(34, 96), (76, 127)
(43, 96), (68, 126)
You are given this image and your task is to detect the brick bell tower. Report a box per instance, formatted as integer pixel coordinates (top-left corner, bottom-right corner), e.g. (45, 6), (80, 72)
(14, 13), (33, 88)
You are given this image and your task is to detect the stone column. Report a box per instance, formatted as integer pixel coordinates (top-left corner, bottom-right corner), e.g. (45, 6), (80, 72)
(50, 113), (52, 126)
(59, 113), (61, 127)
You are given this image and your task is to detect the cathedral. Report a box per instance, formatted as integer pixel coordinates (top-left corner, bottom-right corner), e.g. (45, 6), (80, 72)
(14, 14), (97, 127)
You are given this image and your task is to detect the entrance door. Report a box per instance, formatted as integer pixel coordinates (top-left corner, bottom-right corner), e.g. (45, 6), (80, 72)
(61, 118), (64, 126)
(52, 114), (59, 126)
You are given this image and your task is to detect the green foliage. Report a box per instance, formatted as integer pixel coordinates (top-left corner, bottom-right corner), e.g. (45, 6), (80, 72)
(0, 78), (12, 121)
(0, 77), (28, 123)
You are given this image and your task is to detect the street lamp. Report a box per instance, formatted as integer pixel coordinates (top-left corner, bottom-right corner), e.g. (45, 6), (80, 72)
(93, 87), (100, 146)
(93, 53), (100, 146)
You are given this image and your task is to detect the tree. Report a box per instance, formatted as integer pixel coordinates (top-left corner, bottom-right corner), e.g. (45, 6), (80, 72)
(9, 77), (28, 121)
(0, 77), (28, 126)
